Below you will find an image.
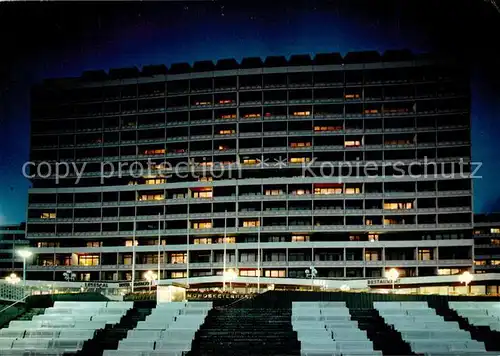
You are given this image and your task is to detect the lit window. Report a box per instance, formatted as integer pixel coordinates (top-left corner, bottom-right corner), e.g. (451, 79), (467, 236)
(219, 99), (233, 104)
(290, 157), (310, 163)
(243, 158), (258, 165)
(240, 269), (260, 277)
(214, 236), (236, 244)
(349, 235), (360, 241)
(172, 271), (187, 278)
(37, 242), (60, 248)
(199, 161), (213, 167)
(418, 249), (431, 260)
(492, 260), (500, 266)
(345, 187), (361, 194)
(86, 241), (102, 247)
(41, 212), (56, 219)
(125, 240), (139, 247)
(143, 149), (165, 155)
(290, 142), (311, 148)
(219, 129), (236, 135)
(365, 250), (379, 261)
(344, 140), (361, 147)
(192, 221), (212, 229)
(145, 178), (166, 185)
(171, 253), (186, 264)
(314, 126), (342, 132)
(78, 255), (100, 266)
(194, 101), (211, 106)
(264, 270), (285, 278)
(314, 187), (342, 195)
(265, 189), (283, 196)
(491, 228), (500, 234)
(220, 114), (236, 119)
(368, 234), (379, 242)
(243, 220), (260, 227)
(243, 113), (261, 119)
(138, 194), (164, 201)
(365, 219), (373, 226)
(384, 202), (413, 210)
(293, 111), (311, 116)
(474, 260), (487, 266)
(173, 193), (186, 199)
(364, 109), (379, 114)
(383, 218), (398, 225)
(218, 145), (229, 151)
(292, 235), (310, 242)
(437, 268), (461, 275)
(292, 189), (310, 195)
(199, 176), (213, 182)
(128, 181), (138, 185)
(492, 239), (500, 246)
(194, 238), (212, 245)
(192, 189), (213, 198)
(345, 93), (360, 99)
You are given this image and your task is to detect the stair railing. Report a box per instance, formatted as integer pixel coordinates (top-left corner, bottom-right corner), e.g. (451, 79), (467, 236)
(0, 294), (30, 314)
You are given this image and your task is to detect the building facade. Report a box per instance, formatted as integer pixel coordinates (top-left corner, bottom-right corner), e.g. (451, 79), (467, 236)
(0, 223), (28, 278)
(473, 214), (500, 274)
(26, 50), (473, 284)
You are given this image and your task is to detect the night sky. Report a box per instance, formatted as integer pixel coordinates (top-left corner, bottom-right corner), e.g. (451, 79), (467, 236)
(0, 0), (499, 225)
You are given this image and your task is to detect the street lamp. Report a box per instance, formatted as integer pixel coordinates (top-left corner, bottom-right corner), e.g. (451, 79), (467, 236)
(144, 270), (157, 291)
(63, 270), (76, 282)
(16, 250), (32, 286)
(305, 266), (318, 291)
(5, 273), (20, 285)
(459, 271), (473, 295)
(385, 268), (399, 291)
(223, 269), (237, 290)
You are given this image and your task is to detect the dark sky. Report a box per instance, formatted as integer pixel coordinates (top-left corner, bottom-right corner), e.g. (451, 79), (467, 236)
(0, 0), (499, 225)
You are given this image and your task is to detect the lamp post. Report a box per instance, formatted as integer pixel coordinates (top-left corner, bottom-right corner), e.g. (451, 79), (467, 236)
(5, 273), (20, 285)
(223, 269), (237, 290)
(305, 266), (318, 291)
(459, 271), (473, 295)
(144, 270), (157, 291)
(16, 250), (32, 287)
(385, 268), (399, 291)
(63, 270), (76, 282)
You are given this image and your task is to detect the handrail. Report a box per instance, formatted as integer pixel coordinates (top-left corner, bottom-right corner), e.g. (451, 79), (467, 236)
(0, 294), (30, 314)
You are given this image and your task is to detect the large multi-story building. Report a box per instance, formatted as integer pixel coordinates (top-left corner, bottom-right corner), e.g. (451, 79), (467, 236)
(0, 223), (28, 278)
(26, 50), (473, 285)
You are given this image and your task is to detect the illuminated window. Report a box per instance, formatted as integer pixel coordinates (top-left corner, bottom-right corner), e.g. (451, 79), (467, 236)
(199, 176), (213, 182)
(290, 142), (311, 148)
(345, 187), (361, 194)
(171, 253), (186, 264)
(138, 194), (164, 201)
(41, 212), (56, 219)
(290, 157), (310, 163)
(214, 236), (236, 244)
(128, 180), (138, 185)
(78, 255), (100, 266)
(264, 270), (285, 278)
(364, 109), (379, 114)
(418, 249), (431, 261)
(365, 250), (379, 261)
(293, 111), (311, 116)
(172, 271), (187, 278)
(491, 228), (500, 234)
(218, 145), (229, 151)
(145, 178), (166, 185)
(243, 158), (258, 165)
(219, 129), (236, 135)
(220, 114), (237, 119)
(349, 235), (360, 241)
(265, 189), (283, 196)
(344, 140), (361, 147)
(383, 218), (398, 225)
(292, 189), (310, 195)
(314, 126), (342, 132)
(437, 268), (461, 275)
(243, 113), (261, 119)
(219, 99), (233, 104)
(125, 240), (139, 247)
(86, 241), (102, 247)
(492, 260), (500, 266)
(199, 161), (213, 167)
(195, 101), (211, 106)
(192, 189), (213, 199)
(368, 234), (379, 242)
(37, 242), (60, 248)
(192, 221), (212, 229)
(243, 220), (260, 227)
(384, 202), (413, 210)
(474, 260), (487, 266)
(365, 219), (373, 226)
(292, 235), (310, 242)
(143, 149), (165, 155)
(473, 230), (482, 235)
(314, 187), (342, 195)
(194, 238), (212, 245)
(492, 239), (500, 246)
(345, 93), (360, 99)
(240, 270), (260, 277)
